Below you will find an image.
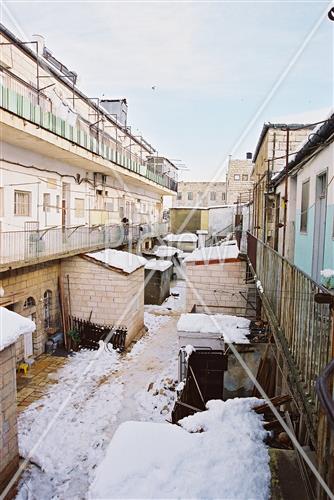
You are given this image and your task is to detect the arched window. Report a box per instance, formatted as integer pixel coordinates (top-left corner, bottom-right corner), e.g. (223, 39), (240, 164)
(44, 290), (52, 328)
(24, 296), (36, 308)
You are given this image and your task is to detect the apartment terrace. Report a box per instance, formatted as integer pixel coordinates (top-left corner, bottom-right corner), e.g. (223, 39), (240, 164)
(0, 71), (177, 194)
(0, 221), (168, 272)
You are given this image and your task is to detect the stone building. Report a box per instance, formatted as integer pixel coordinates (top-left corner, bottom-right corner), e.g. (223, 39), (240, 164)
(0, 23), (176, 362)
(61, 250), (147, 347)
(173, 182), (226, 208)
(251, 123), (313, 244)
(0, 308), (35, 494)
(226, 155), (253, 205)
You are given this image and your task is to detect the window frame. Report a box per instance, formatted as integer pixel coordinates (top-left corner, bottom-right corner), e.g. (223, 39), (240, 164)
(14, 190), (31, 216)
(300, 179), (310, 233)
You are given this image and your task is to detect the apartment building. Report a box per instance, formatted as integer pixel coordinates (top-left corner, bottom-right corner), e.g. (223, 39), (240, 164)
(226, 155), (253, 204)
(251, 123), (313, 244)
(0, 24), (177, 360)
(173, 181), (226, 208)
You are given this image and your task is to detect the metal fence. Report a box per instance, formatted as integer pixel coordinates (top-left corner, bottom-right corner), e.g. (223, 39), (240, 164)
(0, 222), (168, 267)
(247, 232), (333, 420)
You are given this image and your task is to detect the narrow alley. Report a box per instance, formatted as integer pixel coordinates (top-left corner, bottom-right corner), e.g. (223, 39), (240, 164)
(16, 282), (186, 499)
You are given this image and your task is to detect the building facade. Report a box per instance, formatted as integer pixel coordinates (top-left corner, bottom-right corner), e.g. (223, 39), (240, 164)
(226, 155), (253, 205)
(0, 24), (177, 363)
(251, 123), (313, 245)
(173, 181), (227, 208)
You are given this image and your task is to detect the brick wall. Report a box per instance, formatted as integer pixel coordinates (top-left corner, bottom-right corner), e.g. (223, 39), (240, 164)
(185, 259), (254, 316)
(0, 262), (61, 360)
(0, 344), (19, 494)
(61, 256), (145, 346)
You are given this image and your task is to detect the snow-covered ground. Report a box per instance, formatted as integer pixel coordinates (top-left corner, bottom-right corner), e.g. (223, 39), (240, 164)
(17, 281), (186, 499)
(89, 399), (270, 500)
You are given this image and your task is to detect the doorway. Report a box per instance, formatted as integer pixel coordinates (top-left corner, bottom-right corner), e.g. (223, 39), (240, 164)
(312, 172), (327, 282)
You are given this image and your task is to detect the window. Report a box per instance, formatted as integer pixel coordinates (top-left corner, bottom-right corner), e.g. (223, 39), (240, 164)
(242, 174), (248, 181)
(300, 180), (310, 232)
(177, 192), (182, 200)
(43, 193), (51, 212)
(56, 195), (60, 214)
(210, 192), (216, 201)
(234, 174), (240, 181)
(14, 190), (31, 216)
(187, 192), (193, 201)
(75, 198), (85, 218)
(44, 290), (52, 328)
(24, 296), (36, 308)
(222, 192), (226, 201)
(0, 187), (3, 216)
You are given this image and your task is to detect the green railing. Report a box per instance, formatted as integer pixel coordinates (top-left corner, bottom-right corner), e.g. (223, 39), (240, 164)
(0, 83), (177, 192)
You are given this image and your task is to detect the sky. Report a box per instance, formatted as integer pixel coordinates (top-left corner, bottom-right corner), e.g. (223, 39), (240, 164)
(1, 1), (333, 181)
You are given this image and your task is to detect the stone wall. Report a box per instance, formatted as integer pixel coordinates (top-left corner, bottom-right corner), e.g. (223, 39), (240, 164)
(0, 344), (19, 494)
(173, 181), (227, 208)
(61, 256), (145, 346)
(226, 159), (253, 205)
(185, 259), (255, 316)
(0, 262), (61, 360)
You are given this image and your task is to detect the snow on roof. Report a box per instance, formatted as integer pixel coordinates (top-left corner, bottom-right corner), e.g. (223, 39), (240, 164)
(145, 259), (173, 272)
(177, 313), (250, 343)
(89, 398), (269, 499)
(0, 307), (36, 351)
(86, 249), (147, 274)
(184, 240), (239, 263)
(164, 232), (198, 243)
(153, 245), (181, 258)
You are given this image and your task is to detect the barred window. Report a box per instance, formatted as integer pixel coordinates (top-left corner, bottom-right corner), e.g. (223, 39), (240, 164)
(14, 190), (31, 216)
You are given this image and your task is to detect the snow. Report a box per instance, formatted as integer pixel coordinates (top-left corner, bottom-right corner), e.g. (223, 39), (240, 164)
(184, 344), (196, 360)
(320, 268), (334, 278)
(18, 344), (123, 499)
(164, 232), (198, 242)
(145, 258), (173, 272)
(256, 279), (264, 293)
(177, 313), (250, 344)
(0, 307), (36, 351)
(184, 240), (239, 262)
(17, 281), (186, 499)
(89, 398), (270, 500)
(153, 245), (184, 258)
(86, 249), (147, 274)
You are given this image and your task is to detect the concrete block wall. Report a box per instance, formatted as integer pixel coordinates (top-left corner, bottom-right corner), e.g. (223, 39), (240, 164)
(0, 262), (61, 360)
(185, 259), (254, 316)
(61, 256), (145, 346)
(0, 344), (19, 494)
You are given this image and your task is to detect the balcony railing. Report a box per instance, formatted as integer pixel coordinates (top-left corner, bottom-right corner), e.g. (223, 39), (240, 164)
(247, 232), (333, 432)
(0, 72), (177, 192)
(0, 222), (168, 268)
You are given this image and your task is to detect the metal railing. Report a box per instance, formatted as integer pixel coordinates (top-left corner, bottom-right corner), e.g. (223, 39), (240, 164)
(0, 222), (168, 267)
(247, 232), (333, 420)
(0, 72), (177, 192)
(316, 359), (334, 430)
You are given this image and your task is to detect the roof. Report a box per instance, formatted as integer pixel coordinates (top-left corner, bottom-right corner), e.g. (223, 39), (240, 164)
(272, 112), (334, 186)
(85, 249), (147, 274)
(145, 259), (173, 272)
(253, 122), (310, 163)
(164, 233), (198, 243)
(0, 307), (36, 351)
(177, 313), (250, 343)
(184, 240), (239, 263)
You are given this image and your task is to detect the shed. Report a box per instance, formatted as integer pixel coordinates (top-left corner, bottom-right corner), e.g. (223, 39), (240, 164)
(0, 307), (35, 494)
(144, 259), (173, 305)
(61, 249), (147, 347)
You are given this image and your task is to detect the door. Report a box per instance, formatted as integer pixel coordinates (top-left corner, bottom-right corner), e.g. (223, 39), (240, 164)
(312, 172), (327, 282)
(24, 313), (35, 358)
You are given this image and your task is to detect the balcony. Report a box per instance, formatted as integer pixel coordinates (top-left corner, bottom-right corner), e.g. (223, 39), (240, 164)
(0, 222), (168, 271)
(0, 72), (177, 193)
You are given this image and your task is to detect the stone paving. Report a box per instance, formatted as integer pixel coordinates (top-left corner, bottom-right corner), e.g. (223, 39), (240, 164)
(16, 355), (68, 413)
